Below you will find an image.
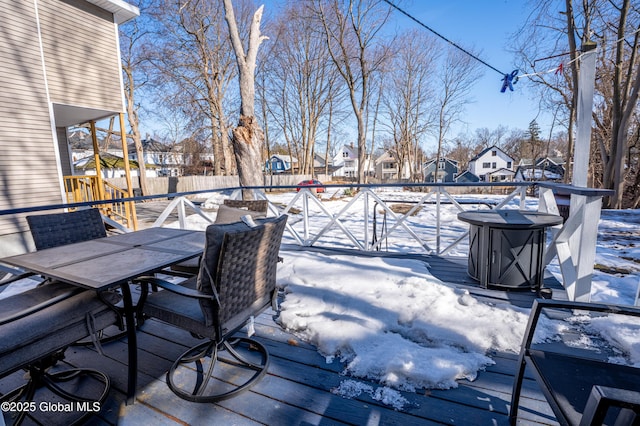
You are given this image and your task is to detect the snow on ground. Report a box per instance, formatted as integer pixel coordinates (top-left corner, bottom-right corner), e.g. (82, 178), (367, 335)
(201, 189), (640, 408)
(2, 188), (639, 409)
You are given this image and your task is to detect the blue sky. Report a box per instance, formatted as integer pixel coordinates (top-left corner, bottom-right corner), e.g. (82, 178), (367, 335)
(136, 1), (557, 145)
(396, 0), (554, 138)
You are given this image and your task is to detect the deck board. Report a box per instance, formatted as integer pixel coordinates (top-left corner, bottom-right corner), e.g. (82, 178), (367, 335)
(5, 249), (565, 425)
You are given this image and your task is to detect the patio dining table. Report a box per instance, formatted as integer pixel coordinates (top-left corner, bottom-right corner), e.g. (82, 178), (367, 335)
(1, 227), (205, 404)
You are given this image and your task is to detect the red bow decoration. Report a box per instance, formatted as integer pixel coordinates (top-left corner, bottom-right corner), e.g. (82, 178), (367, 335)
(555, 63), (564, 75)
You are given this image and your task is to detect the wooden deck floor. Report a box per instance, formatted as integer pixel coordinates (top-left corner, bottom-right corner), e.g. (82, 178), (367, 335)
(5, 250), (565, 426)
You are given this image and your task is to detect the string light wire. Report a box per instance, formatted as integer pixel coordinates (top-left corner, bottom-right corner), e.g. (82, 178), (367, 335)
(381, 0), (506, 76)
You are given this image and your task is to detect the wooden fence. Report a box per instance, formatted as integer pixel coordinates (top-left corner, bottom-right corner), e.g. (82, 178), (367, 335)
(105, 174), (327, 196)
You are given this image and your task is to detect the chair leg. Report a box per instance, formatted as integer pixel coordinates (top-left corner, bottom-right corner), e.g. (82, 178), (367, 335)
(1, 355), (110, 426)
(166, 337), (270, 403)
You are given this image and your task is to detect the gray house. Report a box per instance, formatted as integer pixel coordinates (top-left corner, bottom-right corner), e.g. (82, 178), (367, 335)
(455, 170), (481, 183)
(423, 158), (459, 183)
(0, 0), (139, 255)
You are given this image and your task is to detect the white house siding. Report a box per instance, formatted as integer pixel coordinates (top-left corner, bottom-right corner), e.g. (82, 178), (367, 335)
(332, 144), (374, 178)
(38, 0), (123, 114)
(0, 1), (64, 242)
(469, 147), (514, 181)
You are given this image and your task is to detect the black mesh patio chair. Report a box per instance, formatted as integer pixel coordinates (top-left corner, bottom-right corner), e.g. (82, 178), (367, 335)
(0, 209), (108, 292)
(222, 198), (268, 213)
(169, 199), (269, 276)
(0, 280), (120, 425)
(0, 208), (121, 425)
(27, 208), (107, 250)
(27, 209), (129, 341)
(134, 214), (287, 402)
(510, 299), (640, 426)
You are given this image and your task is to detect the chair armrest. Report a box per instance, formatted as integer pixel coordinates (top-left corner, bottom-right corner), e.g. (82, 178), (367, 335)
(135, 276), (215, 301)
(523, 299), (640, 352)
(0, 288), (80, 326)
(510, 299), (640, 425)
(581, 385), (640, 426)
(0, 271), (37, 288)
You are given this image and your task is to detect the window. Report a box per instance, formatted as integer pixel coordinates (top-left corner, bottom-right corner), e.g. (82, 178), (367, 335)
(438, 160), (445, 170)
(482, 162), (491, 168)
(492, 162), (497, 169)
(343, 152), (349, 158)
(492, 150), (497, 156)
(507, 161), (512, 168)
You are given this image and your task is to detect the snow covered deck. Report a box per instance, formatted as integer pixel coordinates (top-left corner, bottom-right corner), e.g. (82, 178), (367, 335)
(1, 248), (566, 426)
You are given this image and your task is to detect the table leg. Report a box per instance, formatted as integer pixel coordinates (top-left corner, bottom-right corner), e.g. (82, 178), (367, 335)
(119, 282), (137, 405)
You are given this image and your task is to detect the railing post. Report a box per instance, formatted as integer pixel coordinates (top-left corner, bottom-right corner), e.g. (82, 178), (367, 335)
(177, 197), (187, 229)
(364, 190), (370, 251)
(436, 188), (441, 254)
(568, 194), (602, 302)
(302, 191), (310, 245)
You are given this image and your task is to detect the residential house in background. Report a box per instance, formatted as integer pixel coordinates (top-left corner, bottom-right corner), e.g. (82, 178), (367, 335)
(332, 143), (374, 179)
(468, 146), (514, 182)
(423, 157), (459, 183)
(486, 167), (516, 183)
(73, 152), (156, 178)
(455, 170), (481, 183)
(265, 154), (297, 174)
(0, 0), (139, 255)
(375, 150), (411, 181)
(514, 157), (565, 182)
(171, 139), (215, 176)
(312, 152), (338, 175)
(132, 138), (183, 177)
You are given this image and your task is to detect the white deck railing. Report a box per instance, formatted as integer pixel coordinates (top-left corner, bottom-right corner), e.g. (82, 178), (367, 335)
(152, 182), (612, 303)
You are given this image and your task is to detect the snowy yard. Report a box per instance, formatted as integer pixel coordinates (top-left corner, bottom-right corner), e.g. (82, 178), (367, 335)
(198, 189), (640, 408)
(3, 188), (639, 409)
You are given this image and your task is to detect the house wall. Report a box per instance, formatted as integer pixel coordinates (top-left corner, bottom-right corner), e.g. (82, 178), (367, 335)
(333, 145), (375, 178)
(57, 127), (73, 176)
(424, 160), (458, 182)
(0, 1), (64, 247)
(0, 0), (133, 256)
(469, 149), (513, 181)
(38, 0), (123, 113)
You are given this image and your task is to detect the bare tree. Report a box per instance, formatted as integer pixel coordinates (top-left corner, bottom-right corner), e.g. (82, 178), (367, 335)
(382, 30), (438, 181)
(223, 0), (269, 191)
(312, 0), (392, 183)
(432, 46), (483, 182)
(147, 0), (237, 176)
(119, 0), (152, 195)
(515, 0), (640, 207)
(444, 134), (476, 172)
(601, 0), (640, 208)
(262, 3), (343, 176)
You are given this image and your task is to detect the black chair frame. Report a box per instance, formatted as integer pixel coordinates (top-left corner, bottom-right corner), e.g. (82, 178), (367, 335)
(0, 283), (118, 426)
(135, 215), (287, 403)
(510, 299), (640, 426)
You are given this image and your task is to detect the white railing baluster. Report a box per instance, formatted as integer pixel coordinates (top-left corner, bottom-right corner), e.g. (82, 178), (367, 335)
(140, 182), (610, 303)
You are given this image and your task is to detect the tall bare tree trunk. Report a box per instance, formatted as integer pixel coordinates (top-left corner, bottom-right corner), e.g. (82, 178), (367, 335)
(122, 50), (148, 196)
(223, 0), (268, 195)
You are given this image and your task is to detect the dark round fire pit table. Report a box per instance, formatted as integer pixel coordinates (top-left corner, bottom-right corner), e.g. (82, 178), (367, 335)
(457, 210), (563, 291)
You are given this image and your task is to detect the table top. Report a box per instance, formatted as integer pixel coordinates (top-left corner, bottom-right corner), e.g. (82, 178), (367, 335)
(2, 227), (205, 290)
(457, 210), (564, 229)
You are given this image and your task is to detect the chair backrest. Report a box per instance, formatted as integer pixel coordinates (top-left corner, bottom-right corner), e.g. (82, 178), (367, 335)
(196, 215), (287, 336)
(26, 208), (107, 250)
(223, 199), (268, 214)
